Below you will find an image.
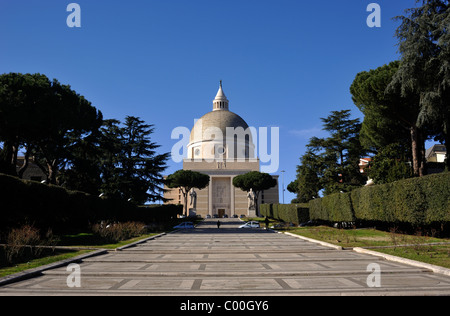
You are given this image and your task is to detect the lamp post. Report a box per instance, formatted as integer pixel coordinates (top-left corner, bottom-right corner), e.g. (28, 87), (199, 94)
(281, 170), (285, 204)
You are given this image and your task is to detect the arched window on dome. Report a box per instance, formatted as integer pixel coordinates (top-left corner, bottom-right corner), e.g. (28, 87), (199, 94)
(245, 134), (250, 159)
(234, 135), (238, 159)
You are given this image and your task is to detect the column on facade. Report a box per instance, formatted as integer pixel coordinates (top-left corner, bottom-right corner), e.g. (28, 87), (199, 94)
(208, 176), (213, 216)
(230, 176), (235, 217)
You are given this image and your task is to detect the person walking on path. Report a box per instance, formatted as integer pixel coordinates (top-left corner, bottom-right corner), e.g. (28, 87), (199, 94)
(217, 220), (221, 229)
(265, 217), (270, 230)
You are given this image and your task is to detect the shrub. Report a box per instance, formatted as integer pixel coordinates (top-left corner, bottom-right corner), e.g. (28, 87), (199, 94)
(260, 203), (309, 225)
(131, 204), (183, 222)
(310, 172), (450, 232)
(260, 204), (272, 218)
(309, 193), (355, 223)
(91, 221), (147, 244)
(351, 172), (450, 227)
(322, 193), (355, 222)
(0, 173), (182, 232)
(309, 198), (328, 222)
(4, 225), (57, 264)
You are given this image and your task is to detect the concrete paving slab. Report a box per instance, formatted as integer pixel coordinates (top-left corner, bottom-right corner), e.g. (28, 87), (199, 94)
(1, 218), (450, 296)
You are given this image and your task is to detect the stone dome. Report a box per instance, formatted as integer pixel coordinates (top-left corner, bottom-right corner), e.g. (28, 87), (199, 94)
(187, 82), (255, 160)
(189, 110), (250, 144)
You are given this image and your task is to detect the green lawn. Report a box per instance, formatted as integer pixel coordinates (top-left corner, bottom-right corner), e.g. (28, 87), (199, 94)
(289, 226), (444, 248)
(377, 245), (450, 269)
(57, 232), (160, 249)
(287, 225), (450, 269)
(0, 218), (196, 278)
(0, 232), (160, 278)
(0, 249), (91, 278)
(208, 217), (450, 269)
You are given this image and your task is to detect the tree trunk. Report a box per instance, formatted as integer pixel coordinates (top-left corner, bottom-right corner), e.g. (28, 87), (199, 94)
(445, 132), (450, 171)
(410, 126), (420, 177)
(47, 162), (54, 184)
(183, 188), (189, 216)
(0, 141), (17, 175)
(12, 143), (19, 169)
(418, 131), (427, 177)
(46, 159), (58, 184)
(254, 191), (260, 217)
(7, 139), (20, 176)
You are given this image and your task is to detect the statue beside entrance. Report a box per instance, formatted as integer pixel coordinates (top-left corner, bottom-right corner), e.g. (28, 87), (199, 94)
(247, 188), (256, 217)
(189, 189), (197, 217)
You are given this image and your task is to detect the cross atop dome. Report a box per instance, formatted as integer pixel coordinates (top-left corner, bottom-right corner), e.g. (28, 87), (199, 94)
(213, 80), (229, 111)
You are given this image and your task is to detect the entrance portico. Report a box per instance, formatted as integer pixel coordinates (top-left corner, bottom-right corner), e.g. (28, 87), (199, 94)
(209, 176), (234, 218)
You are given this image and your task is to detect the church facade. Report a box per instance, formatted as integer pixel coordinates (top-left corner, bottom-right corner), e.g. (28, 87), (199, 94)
(164, 83), (279, 218)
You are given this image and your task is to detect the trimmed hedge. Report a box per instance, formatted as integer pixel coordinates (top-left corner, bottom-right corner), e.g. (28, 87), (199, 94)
(309, 192), (354, 223)
(351, 172), (450, 226)
(131, 204), (184, 223)
(0, 173), (183, 232)
(260, 204), (273, 218)
(260, 203), (309, 225)
(308, 172), (450, 229)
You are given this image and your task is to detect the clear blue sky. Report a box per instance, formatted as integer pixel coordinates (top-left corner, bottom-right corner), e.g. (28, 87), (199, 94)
(0, 0), (421, 202)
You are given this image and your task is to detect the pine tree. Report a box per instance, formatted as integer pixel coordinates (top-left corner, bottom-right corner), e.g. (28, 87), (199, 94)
(99, 116), (169, 204)
(295, 110), (366, 198)
(391, 0), (450, 170)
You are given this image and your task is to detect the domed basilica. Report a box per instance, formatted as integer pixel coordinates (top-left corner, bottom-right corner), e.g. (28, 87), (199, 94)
(165, 82), (279, 218)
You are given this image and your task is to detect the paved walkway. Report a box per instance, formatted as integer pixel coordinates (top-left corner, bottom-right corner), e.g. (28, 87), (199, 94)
(1, 219), (450, 296)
